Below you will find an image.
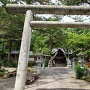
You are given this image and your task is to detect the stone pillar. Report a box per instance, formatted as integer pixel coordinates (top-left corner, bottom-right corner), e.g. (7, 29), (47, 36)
(36, 53), (43, 74)
(66, 57), (71, 67)
(48, 56), (53, 67)
(43, 57), (46, 69)
(72, 58), (75, 70)
(14, 10), (33, 90)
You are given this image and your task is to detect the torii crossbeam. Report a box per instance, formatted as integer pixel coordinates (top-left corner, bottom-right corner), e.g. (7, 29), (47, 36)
(6, 4), (90, 90)
(6, 4), (90, 15)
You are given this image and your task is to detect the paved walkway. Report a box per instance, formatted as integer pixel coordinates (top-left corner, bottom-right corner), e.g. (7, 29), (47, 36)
(0, 67), (90, 90)
(25, 67), (90, 90)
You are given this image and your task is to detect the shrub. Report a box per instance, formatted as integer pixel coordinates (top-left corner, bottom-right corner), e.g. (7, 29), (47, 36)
(0, 69), (8, 76)
(1, 58), (8, 67)
(82, 75), (90, 82)
(28, 61), (36, 67)
(8, 60), (17, 67)
(85, 75), (90, 82)
(75, 64), (88, 79)
(0, 69), (6, 72)
(2, 59), (18, 67)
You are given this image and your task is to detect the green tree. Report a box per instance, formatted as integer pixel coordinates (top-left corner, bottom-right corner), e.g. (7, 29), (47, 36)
(0, 0), (24, 64)
(60, 0), (90, 5)
(31, 16), (67, 54)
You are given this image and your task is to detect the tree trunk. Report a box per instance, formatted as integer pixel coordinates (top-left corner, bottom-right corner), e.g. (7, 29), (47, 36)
(0, 55), (1, 69)
(49, 31), (53, 54)
(50, 37), (52, 53)
(8, 39), (12, 64)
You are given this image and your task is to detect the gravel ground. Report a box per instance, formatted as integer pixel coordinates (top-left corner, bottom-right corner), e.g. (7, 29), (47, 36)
(0, 67), (90, 90)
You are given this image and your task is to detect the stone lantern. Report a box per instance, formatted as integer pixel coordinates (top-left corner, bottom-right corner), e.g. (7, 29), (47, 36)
(77, 51), (86, 67)
(36, 52), (43, 74)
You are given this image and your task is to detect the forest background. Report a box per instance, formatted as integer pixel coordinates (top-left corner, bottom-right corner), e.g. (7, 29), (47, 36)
(0, 0), (90, 66)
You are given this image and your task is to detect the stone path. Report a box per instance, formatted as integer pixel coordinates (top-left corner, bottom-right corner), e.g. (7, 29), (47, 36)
(25, 67), (90, 90)
(0, 77), (15, 90)
(0, 67), (90, 90)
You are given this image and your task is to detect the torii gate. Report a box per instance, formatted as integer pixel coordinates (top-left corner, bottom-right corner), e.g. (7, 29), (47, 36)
(6, 4), (90, 90)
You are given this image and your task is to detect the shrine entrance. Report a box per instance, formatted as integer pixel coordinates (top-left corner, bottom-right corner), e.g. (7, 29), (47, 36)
(52, 49), (67, 67)
(6, 4), (90, 90)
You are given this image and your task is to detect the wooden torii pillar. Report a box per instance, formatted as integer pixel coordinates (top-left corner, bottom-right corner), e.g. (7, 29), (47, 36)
(6, 4), (90, 90)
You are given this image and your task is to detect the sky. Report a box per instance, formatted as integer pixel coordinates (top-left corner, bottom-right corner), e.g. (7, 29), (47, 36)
(36, 0), (90, 22)
(61, 15), (90, 22)
(36, 14), (90, 22)
(61, 16), (75, 22)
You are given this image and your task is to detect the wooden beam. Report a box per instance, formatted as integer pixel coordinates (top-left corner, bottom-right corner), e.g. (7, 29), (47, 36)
(6, 4), (90, 15)
(30, 21), (90, 28)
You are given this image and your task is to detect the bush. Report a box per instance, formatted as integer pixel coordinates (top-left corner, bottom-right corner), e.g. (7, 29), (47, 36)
(75, 64), (88, 79)
(2, 59), (18, 67)
(82, 75), (90, 82)
(1, 58), (8, 67)
(0, 69), (6, 72)
(85, 76), (90, 82)
(8, 60), (17, 67)
(0, 69), (8, 76)
(28, 61), (36, 67)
